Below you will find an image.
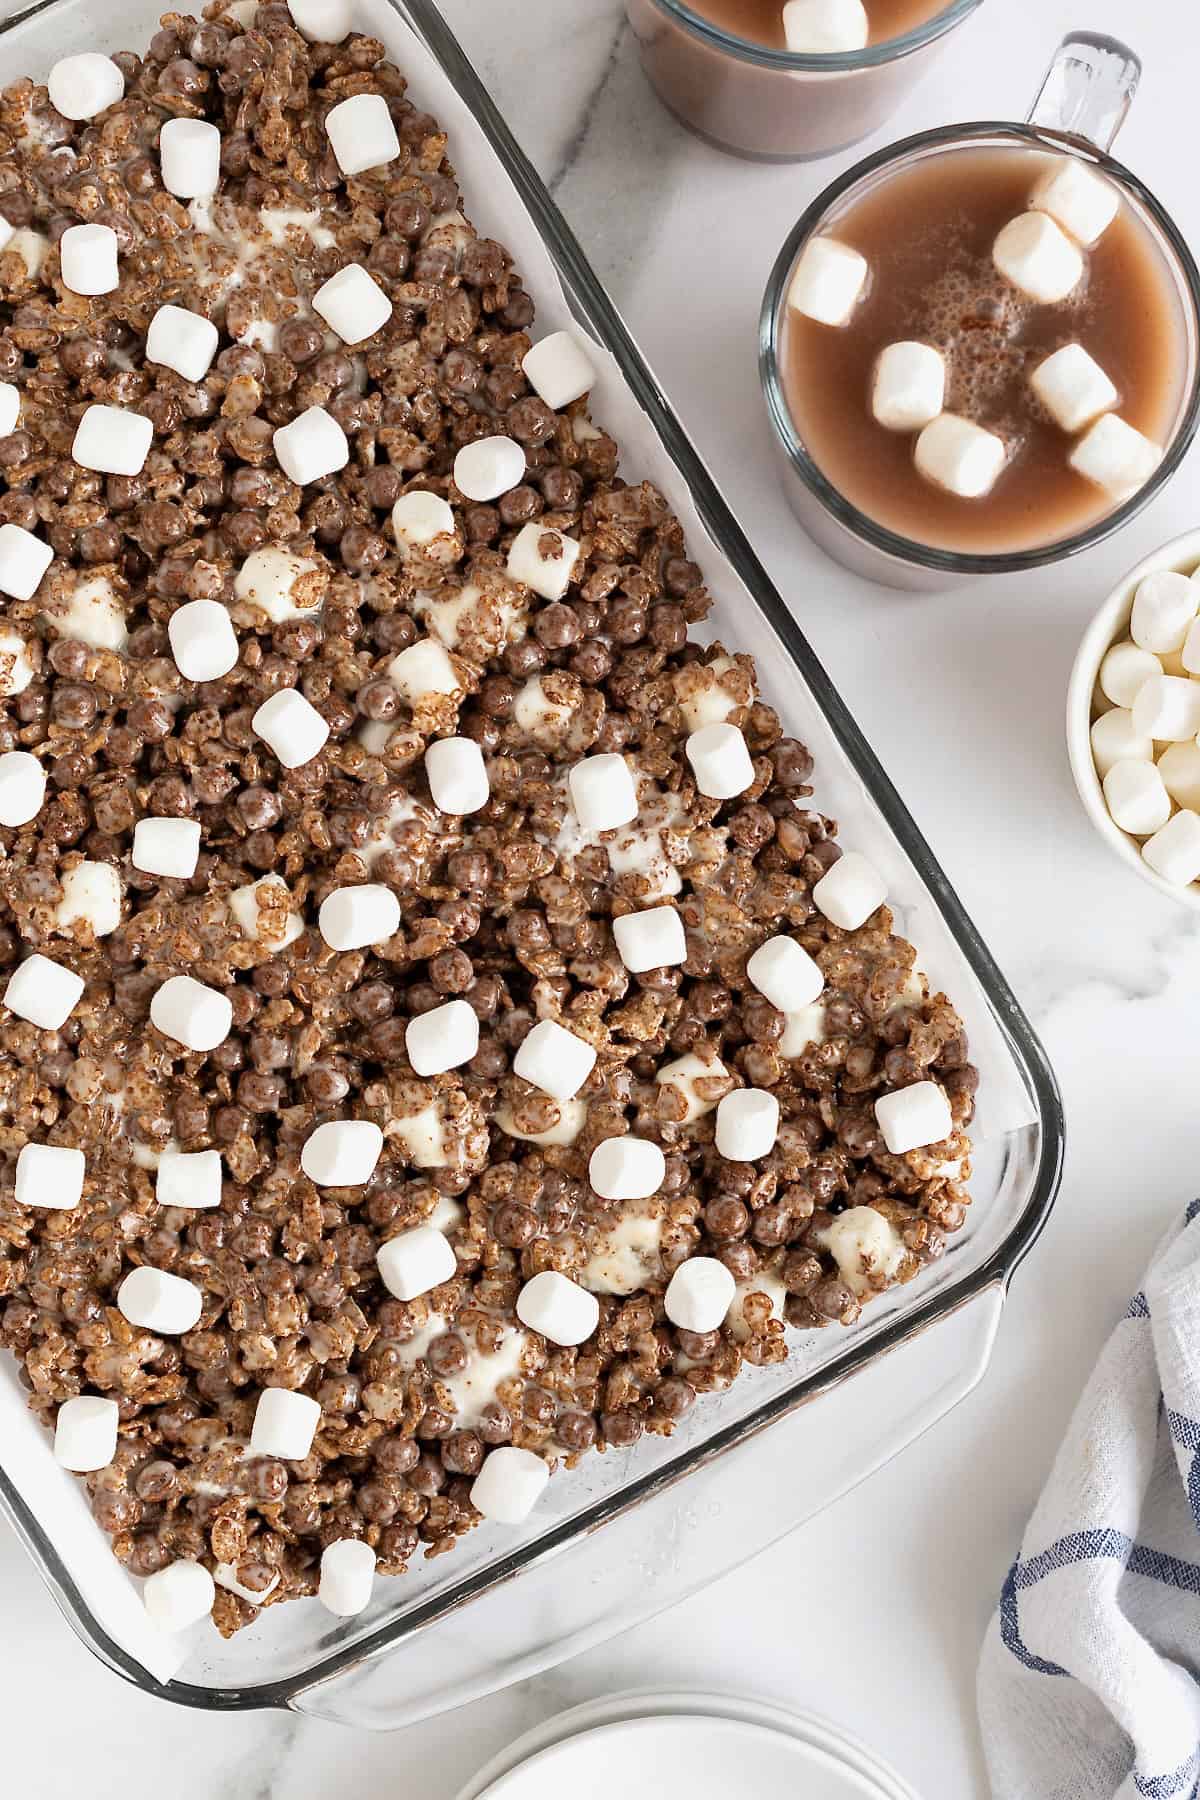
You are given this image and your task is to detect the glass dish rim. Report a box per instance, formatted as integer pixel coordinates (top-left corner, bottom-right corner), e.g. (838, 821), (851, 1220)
(640, 0), (986, 73)
(0, 0), (1064, 1713)
(759, 119), (1200, 577)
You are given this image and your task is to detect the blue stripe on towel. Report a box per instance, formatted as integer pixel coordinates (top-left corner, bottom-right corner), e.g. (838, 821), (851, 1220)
(1165, 1413), (1200, 1537)
(1133, 1746), (1200, 1797)
(999, 1562), (1069, 1676)
(1128, 1291), (1151, 1318)
(1168, 1411), (1200, 1451)
(1001, 1532), (1200, 1681)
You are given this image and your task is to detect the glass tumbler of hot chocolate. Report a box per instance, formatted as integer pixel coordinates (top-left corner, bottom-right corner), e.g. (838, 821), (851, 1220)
(626, 0), (986, 161)
(759, 32), (1200, 591)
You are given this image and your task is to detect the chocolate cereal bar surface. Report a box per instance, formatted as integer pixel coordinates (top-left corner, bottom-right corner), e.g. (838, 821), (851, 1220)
(0, 6), (976, 1633)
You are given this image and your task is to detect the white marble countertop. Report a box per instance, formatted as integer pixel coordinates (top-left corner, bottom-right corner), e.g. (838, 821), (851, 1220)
(7, 1), (1200, 1793)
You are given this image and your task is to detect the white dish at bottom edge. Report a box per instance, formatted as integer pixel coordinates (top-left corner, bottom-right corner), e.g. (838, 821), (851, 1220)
(455, 1687), (919, 1800)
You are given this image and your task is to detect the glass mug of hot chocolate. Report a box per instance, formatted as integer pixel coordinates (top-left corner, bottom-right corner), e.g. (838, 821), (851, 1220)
(760, 33), (1200, 592)
(625, 0), (985, 161)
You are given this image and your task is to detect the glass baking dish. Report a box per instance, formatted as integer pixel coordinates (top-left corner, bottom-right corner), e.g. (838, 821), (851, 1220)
(0, 0), (1064, 1727)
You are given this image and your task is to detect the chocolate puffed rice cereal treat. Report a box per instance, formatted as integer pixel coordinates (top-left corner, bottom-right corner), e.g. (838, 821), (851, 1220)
(0, 2), (977, 1635)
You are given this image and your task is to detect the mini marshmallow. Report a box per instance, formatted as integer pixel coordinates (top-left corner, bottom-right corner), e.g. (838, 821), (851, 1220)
(470, 1447), (549, 1524)
(388, 637), (460, 701)
(48, 572), (126, 651)
(875, 1080), (954, 1154)
(0, 382), (18, 437)
(56, 860), (121, 938)
(1090, 708), (1152, 778)
(517, 1269), (600, 1348)
(318, 883), (401, 950)
(376, 1225), (457, 1301)
(143, 1561), (216, 1633)
(132, 817), (202, 880)
(4, 954), (84, 1030)
(288, 0), (354, 40)
(664, 1257), (736, 1334)
(150, 974), (233, 1052)
(0, 751), (45, 826)
(1103, 758), (1171, 836)
(312, 262), (392, 345)
(9, 228), (44, 278)
(812, 851), (887, 930)
(145, 304), (220, 383)
(1143, 809), (1200, 886)
(782, 0), (868, 50)
(324, 93), (400, 176)
(1030, 344), (1118, 435)
(168, 598), (239, 683)
(252, 688), (330, 768)
(0, 628), (34, 695)
(48, 52), (125, 120)
(214, 1563), (280, 1608)
(993, 211), (1084, 304)
(159, 118), (221, 199)
(59, 222), (119, 296)
(1183, 618), (1200, 676)
(453, 435), (525, 503)
(521, 332), (598, 410)
(914, 412), (1007, 499)
(1070, 414), (1161, 497)
(156, 1149), (222, 1210)
(506, 521), (582, 600)
(392, 491), (457, 555)
(686, 723), (756, 800)
(236, 547), (323, 625)
(405, 998), (480, 1076)
(425, 736), (490, 814)
(273, 406), (349, 486)
(569, 753), (639, 831)
(117, 1266), (203, 1336)
(301, 1119), (383, 1187)
(228, 875), (306, 951)
(1157, 741), (1200, 812)
(249, 1387), (322, 1461)
(1131, 570), (1197, 654)
(871, 341), (946, 433)
(612, 904), (687, 972)
(715, 1088), (779, 1161)
(54, 1395), (119, 1472)
(0, 525), (52, 602)
(655, 1050), (729, 1123)
(746, 935), (824, 1013)
(513, 1019), (597, 1103)
(319, 1539), (376, 1618)
(786, 236), (868, 327)
(1131, 675), (1200, 743)
(588, 1135), (666, 1201)
(71, 404), (153, 477)
(15, 1142), (84, 1211)
(1099, 640), (1162, 708)
(1031, 156), (1119, 247)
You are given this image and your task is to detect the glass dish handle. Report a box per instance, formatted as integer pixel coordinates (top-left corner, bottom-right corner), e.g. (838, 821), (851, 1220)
(291, 1285), (1004, 1731)
(1026, 30), (1141, 154)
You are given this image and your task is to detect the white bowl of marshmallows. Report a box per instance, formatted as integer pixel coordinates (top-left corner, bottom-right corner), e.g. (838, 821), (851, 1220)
(1068, 527), (1200, 903)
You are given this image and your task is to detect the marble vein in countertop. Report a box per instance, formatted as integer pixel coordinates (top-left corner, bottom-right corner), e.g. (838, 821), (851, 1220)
(546, 11), (630, 197)
(438, 0), (692, 302)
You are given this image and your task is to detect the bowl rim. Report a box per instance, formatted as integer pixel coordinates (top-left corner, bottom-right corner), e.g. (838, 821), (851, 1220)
(1066, 523), (1200, 910)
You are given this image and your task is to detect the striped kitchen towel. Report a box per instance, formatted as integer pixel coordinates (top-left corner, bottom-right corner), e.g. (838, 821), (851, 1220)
(978, 1200), (1200, 1799)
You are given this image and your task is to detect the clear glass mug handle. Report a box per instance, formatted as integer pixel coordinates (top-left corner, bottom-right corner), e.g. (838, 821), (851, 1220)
(1026, 31), (1142, 155)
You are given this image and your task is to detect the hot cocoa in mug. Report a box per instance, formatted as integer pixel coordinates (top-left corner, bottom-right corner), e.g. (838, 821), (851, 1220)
(626, 0), (984, 160)
(760, 34), (1200, 589)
